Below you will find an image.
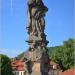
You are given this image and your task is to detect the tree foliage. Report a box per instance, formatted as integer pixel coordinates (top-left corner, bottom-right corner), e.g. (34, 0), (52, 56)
(0, 54), (14, 75)
(48, 38), (74, 71)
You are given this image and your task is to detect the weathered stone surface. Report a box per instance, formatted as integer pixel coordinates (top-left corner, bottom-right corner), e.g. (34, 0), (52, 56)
(26, 0), (49, 75)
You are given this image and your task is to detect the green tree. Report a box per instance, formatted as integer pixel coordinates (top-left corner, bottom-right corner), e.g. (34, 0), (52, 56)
(0, 54), (14, 75)
(62, 38), (74, 70)
(49, 38), (74, 71)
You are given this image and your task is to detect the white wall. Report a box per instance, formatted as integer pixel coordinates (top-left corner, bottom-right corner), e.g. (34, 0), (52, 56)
(13, 71), (25, 75)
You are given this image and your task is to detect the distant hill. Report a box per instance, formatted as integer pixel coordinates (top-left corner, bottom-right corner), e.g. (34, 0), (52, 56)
(16, 50), (29, 59)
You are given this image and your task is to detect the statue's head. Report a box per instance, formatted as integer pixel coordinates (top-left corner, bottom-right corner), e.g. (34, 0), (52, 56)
(27, 0), (35, 3)
(27, 0), (43, 5)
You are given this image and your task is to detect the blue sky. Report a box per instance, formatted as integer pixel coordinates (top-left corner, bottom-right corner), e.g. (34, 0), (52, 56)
(0, 0), (74, 57)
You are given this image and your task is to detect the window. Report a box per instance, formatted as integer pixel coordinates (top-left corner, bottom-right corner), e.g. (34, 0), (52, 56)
(21, 72), (22, 75)
(23, 72), (26, 75)
(14, 71), (19, 75)
(17, 72), (19, 75)
(14, 72), (16, 74)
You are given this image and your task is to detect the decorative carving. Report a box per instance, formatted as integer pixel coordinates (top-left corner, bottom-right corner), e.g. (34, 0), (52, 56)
(27, 0), (48, 36)
(26, 0), (49, 75)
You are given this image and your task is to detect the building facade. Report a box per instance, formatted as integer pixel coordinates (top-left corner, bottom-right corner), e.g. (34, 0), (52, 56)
(11, 59), (27, 75)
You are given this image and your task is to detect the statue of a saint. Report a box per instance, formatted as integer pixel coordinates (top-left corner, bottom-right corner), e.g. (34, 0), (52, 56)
(27, 0), (48, 36)
(26, 1), (50, 75)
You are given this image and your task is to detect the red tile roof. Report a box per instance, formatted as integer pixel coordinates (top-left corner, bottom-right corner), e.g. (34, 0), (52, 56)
(59, 68), (75, 75)
(11, 59), (26, 71)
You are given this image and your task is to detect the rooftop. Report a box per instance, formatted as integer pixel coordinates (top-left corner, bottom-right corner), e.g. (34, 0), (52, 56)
(11, 59), (26, 71)
(59, 68), (75, 75)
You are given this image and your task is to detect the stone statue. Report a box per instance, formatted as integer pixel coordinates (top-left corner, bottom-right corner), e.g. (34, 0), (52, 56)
(27, 0), (48, 37)
(26, 0), (50, 75)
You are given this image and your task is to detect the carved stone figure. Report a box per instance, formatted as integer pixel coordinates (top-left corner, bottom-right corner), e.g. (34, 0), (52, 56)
(27, 0), (48, 36)
(26, 0), (50, 75)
